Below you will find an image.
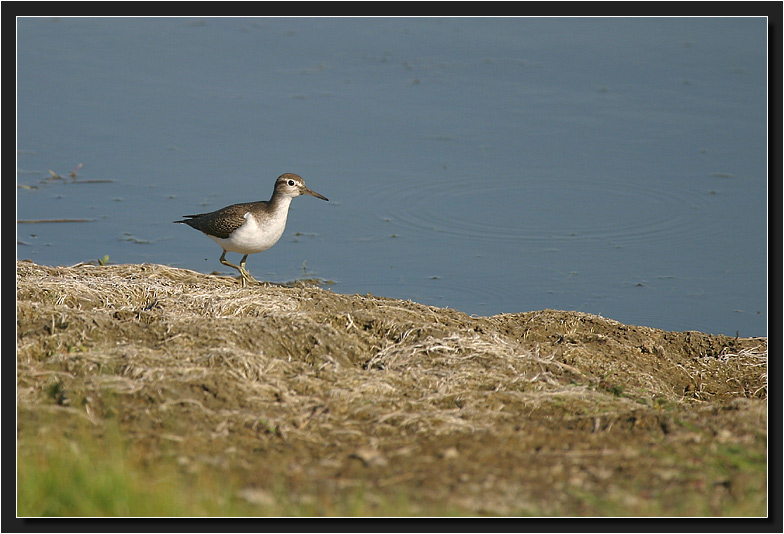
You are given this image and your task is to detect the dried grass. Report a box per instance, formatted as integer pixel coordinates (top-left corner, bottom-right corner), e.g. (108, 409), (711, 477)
(16, 260), (768, 516)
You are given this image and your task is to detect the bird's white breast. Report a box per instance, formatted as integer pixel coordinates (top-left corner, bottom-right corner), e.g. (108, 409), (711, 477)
(209, 207), (289, 254)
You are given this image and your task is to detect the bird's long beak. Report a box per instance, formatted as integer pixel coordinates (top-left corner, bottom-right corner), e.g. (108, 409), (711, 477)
(303, 187), (329, 201)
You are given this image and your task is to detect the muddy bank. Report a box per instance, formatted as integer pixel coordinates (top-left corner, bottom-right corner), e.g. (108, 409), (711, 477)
(16, 260), (767, 516)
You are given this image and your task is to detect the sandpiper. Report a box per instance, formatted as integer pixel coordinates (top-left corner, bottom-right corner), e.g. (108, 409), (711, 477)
(174, 173), (328, 287)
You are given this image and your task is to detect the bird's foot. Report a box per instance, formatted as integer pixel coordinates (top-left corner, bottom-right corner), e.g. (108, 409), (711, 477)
(238, 269), (258, 288)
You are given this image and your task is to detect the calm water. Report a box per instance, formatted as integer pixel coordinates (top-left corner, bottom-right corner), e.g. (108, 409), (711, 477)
(16, 17), (768, 337)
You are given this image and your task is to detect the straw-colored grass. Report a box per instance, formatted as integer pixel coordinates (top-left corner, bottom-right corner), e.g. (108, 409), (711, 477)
(16, 260), (767, 517)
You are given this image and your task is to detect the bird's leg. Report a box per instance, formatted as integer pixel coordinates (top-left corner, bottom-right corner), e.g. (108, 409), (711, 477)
(219, 251), (256, 287)
(238, 254), (258, 286)
(219, 250), (242, 272)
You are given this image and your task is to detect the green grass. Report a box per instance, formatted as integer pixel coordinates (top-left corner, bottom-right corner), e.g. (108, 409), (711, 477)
(16, 423), (470, 517)
(17, 431), (256, 516)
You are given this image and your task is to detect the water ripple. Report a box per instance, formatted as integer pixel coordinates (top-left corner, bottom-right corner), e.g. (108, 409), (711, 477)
(363, 175), (714, 247)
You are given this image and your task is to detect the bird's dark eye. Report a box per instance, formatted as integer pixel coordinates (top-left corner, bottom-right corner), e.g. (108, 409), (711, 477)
(288, 180), (295, 186)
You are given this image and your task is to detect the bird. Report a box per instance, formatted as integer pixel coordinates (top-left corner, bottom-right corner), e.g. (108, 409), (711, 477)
(174, 173), (328, 287)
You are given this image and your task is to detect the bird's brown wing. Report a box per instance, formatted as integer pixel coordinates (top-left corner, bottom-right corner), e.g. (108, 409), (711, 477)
(174, 202), (263, 239)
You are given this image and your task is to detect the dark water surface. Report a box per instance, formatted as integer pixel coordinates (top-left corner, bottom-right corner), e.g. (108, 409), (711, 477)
(16, 17), (768, 336)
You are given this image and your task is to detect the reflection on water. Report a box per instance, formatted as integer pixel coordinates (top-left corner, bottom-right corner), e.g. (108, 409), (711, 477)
(16, 17), (767, 336)
(361, 174), (717, 245)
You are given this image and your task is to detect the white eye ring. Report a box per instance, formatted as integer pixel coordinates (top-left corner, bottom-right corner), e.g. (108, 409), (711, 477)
(287, 180), (295, 186)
